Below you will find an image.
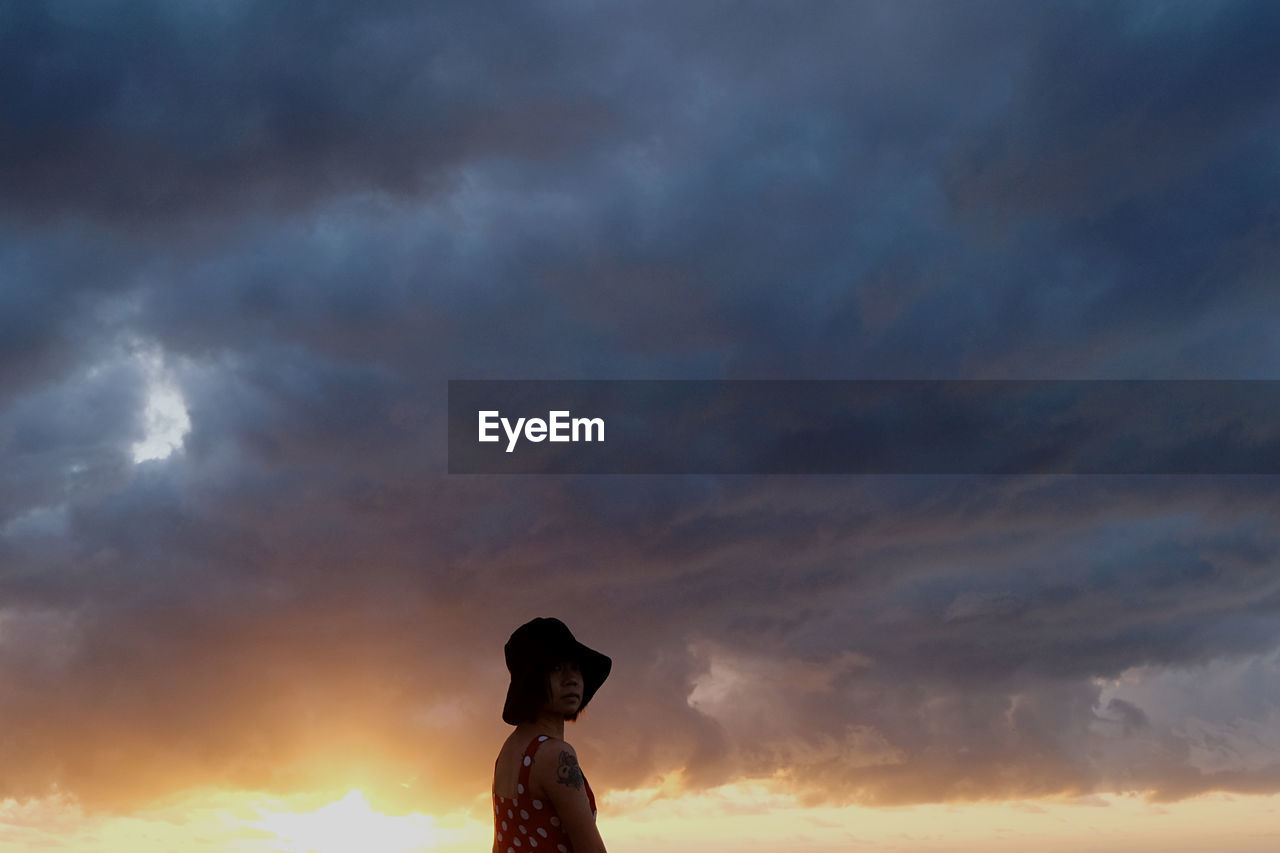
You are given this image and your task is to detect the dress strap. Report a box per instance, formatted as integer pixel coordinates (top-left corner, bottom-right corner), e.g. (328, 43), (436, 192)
(516, 734), (552, 795)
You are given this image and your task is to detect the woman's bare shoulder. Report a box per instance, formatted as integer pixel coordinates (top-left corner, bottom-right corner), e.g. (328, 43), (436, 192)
(532, 734), (575, 758)
(531, 737), (586, 789)
(496, 730), (547, 796)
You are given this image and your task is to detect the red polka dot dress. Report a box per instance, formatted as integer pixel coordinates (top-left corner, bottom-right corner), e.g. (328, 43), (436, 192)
(493, 734), (597, 853)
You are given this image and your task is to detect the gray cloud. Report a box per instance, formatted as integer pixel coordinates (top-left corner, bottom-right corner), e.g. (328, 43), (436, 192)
(0, 0), (657, 222)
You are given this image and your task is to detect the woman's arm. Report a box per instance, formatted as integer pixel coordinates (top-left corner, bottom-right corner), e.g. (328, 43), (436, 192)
(535, 740), (607, 853)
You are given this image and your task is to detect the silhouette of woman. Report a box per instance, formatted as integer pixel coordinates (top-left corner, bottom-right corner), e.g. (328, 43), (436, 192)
(492, 618), (611, 853)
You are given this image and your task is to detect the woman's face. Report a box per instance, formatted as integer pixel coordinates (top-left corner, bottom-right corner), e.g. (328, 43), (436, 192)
(544, 660), (583, 719)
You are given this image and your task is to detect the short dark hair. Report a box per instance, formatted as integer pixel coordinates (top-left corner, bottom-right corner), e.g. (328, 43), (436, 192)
(504, 658), (582, 724)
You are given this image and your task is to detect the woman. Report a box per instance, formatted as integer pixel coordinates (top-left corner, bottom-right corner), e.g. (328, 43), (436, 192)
(493, 617), (611, 853)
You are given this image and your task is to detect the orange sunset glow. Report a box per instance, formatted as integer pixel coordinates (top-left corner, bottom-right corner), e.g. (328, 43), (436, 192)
(4, 784), (1280, 851)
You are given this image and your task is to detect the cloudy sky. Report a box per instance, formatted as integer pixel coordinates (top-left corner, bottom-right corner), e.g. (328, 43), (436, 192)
(3, 1), (1280, 850)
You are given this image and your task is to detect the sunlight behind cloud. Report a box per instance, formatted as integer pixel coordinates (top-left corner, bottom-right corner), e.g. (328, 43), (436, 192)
(251, 790), (441, 853)
(130, 347), (191, 463)
(4, 785), (1280, 852)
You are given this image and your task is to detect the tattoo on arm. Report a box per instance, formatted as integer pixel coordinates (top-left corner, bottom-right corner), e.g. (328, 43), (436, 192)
(556, 750), (584, 790)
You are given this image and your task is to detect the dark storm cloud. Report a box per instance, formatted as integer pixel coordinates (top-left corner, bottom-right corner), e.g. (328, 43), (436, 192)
(567, 476), (1280, 803)
(943, 0), (1280, 372)
(0, 224), (148, 405)
(0, 0), (655, 222)
(8, 1), (1276, 377)
(5, 421), (1280, 809)
(2, 0), (1279, 820)
(948, 0), (1280, 219)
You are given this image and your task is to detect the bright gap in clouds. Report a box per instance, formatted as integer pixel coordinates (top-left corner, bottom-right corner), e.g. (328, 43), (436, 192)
(250, 790), (443, 853)
(4, 785), (1280, 851)
(130, 348), (191, 463)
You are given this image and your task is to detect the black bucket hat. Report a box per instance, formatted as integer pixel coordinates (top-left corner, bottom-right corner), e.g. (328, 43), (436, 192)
(502, 618), (612, 725)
